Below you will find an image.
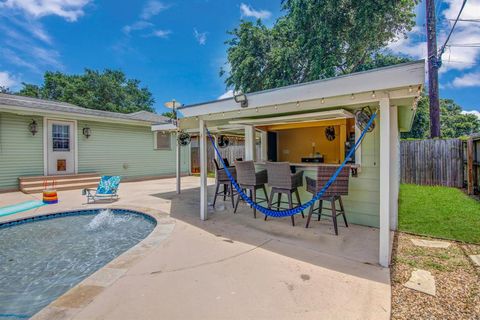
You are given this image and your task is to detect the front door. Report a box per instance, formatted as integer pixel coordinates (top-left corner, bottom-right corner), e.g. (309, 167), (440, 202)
(47, 120), (75, 175)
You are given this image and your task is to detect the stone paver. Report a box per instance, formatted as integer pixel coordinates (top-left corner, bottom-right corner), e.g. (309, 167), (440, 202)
(404, 269), (436, 296)
(469, 255), (480, 267)
(411, 238), (451, 248)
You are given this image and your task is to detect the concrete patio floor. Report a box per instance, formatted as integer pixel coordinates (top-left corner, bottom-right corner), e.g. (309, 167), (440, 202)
(0, 176), (391, 319)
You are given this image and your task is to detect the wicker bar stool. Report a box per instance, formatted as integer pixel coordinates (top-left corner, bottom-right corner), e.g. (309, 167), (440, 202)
(265, 162), (304, 226)
(212, 159), (237, 208)
(305, 165), (350, 235)
(234, 160), (269, 218)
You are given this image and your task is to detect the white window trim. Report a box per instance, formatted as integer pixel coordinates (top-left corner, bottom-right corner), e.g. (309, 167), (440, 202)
(154, 131), (172, 150)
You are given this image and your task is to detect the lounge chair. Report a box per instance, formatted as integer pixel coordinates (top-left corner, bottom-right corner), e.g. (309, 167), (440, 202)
(83, 176), (121, 203)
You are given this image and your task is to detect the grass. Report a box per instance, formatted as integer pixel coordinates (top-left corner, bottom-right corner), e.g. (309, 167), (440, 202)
(399, 184), (480, 243)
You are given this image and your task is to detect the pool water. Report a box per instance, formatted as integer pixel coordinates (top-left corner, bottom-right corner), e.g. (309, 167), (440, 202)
(0, 209), (156, 319)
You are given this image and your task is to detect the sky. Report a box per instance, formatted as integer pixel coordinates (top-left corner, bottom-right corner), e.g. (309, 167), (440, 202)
(0, 0), (478, 117)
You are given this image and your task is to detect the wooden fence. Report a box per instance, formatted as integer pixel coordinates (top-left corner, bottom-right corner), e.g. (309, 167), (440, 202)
(400, 139), (464, 187)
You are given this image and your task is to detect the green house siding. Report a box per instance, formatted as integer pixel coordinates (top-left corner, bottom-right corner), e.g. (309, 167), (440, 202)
(77, 120), (189, 179)
(0, 112), (44, 191)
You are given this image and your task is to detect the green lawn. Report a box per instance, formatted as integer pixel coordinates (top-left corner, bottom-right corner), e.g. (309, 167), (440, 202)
(399, 184), (480, 243)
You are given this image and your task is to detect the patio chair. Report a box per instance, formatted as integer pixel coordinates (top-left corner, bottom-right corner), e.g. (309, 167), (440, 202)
(82, 176), (121, 204)
(212, 159), (237, 208)
(234, 160), (269, 218)
(265, 162), (305, 226)
(305, 166), (350, 235)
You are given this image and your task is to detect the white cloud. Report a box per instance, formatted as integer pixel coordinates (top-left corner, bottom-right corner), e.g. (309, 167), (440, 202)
(0, 71), (18, 88)
(140, 0), (168, 20)
(388, 0), (480, 73)
(240, 3), (271, 19)
(462, 110), (480, 120)
(151, 29), (171, 38)
(194, 28), (207, 45)
(452, 71), (480, 88)
(123, 21), (154, 34)
(218, 90), (234, 99)
(0, 0), (91, 22)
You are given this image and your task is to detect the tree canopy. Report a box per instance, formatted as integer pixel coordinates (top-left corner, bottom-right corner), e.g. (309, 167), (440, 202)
(17, 69), (155, 113)
(222, 0), (419, 93)
(402, 94), (480, 139)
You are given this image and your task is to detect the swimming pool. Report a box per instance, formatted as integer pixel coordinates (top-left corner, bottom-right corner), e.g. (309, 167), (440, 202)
(0, 208), (156, 319)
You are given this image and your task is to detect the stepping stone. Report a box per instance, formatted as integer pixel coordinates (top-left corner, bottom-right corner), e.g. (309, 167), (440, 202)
(411, 238), (451, 248)
(469, 255), (480, 267)
(403, 269), (436, 296)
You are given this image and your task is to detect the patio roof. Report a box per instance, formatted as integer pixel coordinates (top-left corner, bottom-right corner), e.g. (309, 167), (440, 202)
(178, 60), (424, 130)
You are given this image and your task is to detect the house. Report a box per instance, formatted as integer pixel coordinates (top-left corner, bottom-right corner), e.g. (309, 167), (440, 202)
(0, 93), (190, 193)
(153, 60), (425, 267)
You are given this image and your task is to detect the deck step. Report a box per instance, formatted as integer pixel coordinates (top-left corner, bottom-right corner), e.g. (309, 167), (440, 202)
(19, 173), (101, 194)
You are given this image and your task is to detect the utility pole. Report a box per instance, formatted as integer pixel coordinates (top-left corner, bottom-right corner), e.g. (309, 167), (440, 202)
(426, 0), (441, 138)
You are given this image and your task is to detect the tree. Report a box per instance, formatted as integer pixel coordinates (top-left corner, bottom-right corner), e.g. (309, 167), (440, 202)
(401, 94), (480, 139)
(17, 69), (155, 113)
(222, 0), (419, 93)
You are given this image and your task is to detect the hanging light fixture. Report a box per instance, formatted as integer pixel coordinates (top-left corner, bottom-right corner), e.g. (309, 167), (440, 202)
(28, 120), (38, 136)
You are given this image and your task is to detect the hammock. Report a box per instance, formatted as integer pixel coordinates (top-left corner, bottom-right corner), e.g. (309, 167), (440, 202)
(206, 111), (377, 217)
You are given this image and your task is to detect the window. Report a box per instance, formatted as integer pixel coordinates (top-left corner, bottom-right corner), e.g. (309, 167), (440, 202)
(52, 124), (70, 151)
(155, 132), (171, 150)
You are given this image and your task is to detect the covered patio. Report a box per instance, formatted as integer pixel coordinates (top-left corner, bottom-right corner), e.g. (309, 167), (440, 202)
(157, 60), (425, 267)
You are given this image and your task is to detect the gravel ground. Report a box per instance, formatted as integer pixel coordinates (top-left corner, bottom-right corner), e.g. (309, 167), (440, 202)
(391, 232), (480, 320)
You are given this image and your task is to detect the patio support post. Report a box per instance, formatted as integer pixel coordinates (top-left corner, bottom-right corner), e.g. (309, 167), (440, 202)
(260, 131), (268, 161)
(176, 131), (181, 194)
(379, 98), (391, 267)
(389, 106), (399, 230)
(199, 119), (208, 220)
(245, 125), (256, 161)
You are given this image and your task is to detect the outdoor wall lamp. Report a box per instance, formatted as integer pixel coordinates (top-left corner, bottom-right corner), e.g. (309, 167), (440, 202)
(82, 126), (92, 139)
(28, 119), (38, 136)
(234, 92), (248, 108)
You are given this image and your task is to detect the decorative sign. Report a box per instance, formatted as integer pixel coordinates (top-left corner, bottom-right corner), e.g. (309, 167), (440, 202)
(325, 126), (336, 141)
(57, 159), (66, 171)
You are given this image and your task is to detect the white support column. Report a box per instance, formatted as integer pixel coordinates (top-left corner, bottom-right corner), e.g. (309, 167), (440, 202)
(260, 130), (268, 161)
(176, 131), (181, 194)
(244, 125), (256, 161)
(389, 106), (399, 230)
(379, 98), (391, 267)
(199, 119), (208, 221)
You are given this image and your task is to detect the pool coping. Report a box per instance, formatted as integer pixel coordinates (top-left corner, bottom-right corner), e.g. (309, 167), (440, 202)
(1, 205), (175, 320)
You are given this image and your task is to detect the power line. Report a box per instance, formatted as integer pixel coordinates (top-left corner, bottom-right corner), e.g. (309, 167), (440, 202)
(437, 0), (468, 66)
(448, 18), (480, 22)
(447, 43), (480, 47)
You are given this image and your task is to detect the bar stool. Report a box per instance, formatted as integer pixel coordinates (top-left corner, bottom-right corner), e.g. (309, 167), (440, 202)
(265, 162), (304, 226)
(234, 160), (269, 218)
(305, 165), (350, 235)
(212, 159), (237, 208)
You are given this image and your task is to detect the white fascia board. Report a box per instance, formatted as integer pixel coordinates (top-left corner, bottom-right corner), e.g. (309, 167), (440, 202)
(179, 61), (425, 117)
(151, 123), (178, 131)
(228, 109), (353, 126)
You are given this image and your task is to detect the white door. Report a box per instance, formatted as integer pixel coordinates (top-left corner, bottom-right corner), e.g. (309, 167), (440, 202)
(47, 120), (75, 175)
